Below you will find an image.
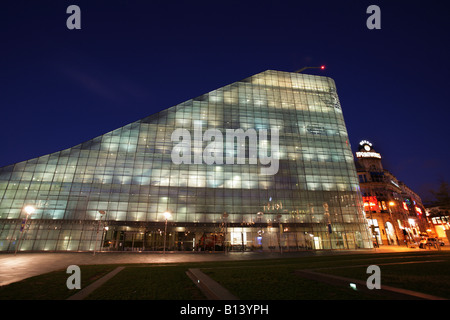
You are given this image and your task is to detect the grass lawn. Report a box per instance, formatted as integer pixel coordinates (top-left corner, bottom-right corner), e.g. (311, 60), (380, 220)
(1, 251), (449, 300)
(85, 265), (205, 300)
(202, 251), (450, 299)
(315, 257), (450, 299)
(201, 265), (370, 300)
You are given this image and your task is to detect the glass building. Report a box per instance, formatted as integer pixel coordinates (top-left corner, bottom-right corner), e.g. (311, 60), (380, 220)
(0, 70), (372, 252)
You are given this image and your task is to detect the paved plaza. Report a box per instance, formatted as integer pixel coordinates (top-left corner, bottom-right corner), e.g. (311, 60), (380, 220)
(0, 246), (445, 287)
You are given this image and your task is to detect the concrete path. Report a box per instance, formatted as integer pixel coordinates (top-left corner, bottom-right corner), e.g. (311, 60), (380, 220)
(186, 268), (239, 300)
(67, 266), (125, 300)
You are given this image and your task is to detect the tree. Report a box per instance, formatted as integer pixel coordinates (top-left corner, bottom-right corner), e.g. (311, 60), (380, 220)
(429, 180), (450, 210)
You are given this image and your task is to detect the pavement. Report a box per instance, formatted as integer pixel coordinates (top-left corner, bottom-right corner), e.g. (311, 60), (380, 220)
(186, 268), (239, 300)
(0, 246), (447, 287)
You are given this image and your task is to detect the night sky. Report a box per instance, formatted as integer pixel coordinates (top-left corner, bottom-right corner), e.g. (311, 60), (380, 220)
(1, 0), (449, 201)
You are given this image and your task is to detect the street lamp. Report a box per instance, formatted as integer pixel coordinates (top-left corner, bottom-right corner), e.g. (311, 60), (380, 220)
(222, 212), (229, 254)
(163, 211), (172, 254)
(295, 65), (326, 73)
(14, 205), (36, 255)
(93, 210), (106, 256)
(24, 205), (35, 215)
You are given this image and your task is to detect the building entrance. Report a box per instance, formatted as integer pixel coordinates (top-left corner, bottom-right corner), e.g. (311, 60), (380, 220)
(95, 224), (371, 252)
(385, 221), (398, 245)
(101, 227), (201, 252)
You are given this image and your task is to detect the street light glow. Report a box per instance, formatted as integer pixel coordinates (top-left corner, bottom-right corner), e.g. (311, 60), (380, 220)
(15, 205), (36, 255)
(163, 211), (172, 220)
(24, 205), (35, 215)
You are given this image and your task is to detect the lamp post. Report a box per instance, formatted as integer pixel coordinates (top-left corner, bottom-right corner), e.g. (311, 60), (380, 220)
(295, 65), (326, 73)
(93, 210), (106, 256)
(222, 212), (228, 254)
(15, 205), (35, 255)
(163, 211), (171, 254)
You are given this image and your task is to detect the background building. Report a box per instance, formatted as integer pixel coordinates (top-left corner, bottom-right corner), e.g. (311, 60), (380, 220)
(424, 181), (450, 242)
(426, 207), (450, 242)
(0, 70), (372, 252)
(355, 140), (430, 246)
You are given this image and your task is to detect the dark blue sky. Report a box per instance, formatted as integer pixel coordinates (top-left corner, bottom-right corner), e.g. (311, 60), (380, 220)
(1, 0), (449, 200)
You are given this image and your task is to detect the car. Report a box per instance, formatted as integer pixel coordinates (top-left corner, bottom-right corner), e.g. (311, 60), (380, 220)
(419, 237), (445, 248)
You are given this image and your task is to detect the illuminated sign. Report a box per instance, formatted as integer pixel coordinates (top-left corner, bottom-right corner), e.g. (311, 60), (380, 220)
(402, 202), (409, 210)
(356, 151), (381, 159)
(363, 196), (379, 211)
(390, 180), (399, 188)
(359, 140), (372, 147)
(357, 140), (381, 158)
(415, 207), (422, 215)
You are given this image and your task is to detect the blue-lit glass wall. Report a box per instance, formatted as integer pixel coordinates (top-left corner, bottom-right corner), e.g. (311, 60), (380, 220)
(0, 70), (372, 251)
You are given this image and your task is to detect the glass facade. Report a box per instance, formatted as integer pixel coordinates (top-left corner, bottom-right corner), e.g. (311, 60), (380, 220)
(0, 70), (372, 252)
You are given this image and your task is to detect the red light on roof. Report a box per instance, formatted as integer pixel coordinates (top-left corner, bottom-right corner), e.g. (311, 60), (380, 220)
(321, 65), (325, 70)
